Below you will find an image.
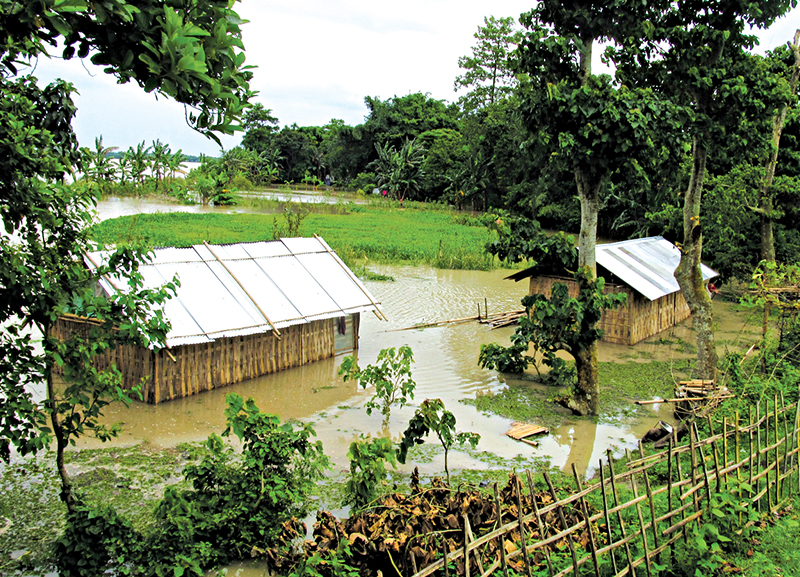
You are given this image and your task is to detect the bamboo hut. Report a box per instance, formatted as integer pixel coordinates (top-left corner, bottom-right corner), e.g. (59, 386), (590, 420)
(506, 236), (718, 345)
(52, 236), (386, 403)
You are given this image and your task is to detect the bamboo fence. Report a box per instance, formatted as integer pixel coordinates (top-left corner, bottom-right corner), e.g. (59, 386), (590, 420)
(410, 396), (800, 577)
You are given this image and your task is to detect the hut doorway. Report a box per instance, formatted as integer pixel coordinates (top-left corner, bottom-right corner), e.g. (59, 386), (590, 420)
(334, 313), (359, 353)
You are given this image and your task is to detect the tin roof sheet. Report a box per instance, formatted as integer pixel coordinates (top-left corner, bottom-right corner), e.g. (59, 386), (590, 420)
(86, 236), (384, 347)
(505, 236), (718, 301)
(596, 236), (717, 301)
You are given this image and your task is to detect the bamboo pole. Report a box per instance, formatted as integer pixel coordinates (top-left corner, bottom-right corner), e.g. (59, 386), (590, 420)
(607, 450), (636, 576)
(525, 471), (554, 577)
(626, 449), (652, 577)
(599, 461), (619, 575)
(493, 484), (510, 577)
(707, 415), (722, 493)
(675, 454), (688, 543)
(637, 442), (660, 566)
(514, 475), (533, 577)
(757, 403), (763, 512)
(571, 463), (600, 576)
(543, 471), (580, 576)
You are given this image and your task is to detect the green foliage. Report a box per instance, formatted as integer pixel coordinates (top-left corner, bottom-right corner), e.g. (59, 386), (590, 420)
(339, 346), (416, 423)
(368, 138), (427, 201)
(455, 15), (522, 112)
(152, 392), (329, 568)
(55, 500), (138, 577)
(344, 436), (397, 510)
(397, 398), (480, 485)
(272, 203), (311, 239)
(288, 539), (360, 577)
(670, 480), (759, 577)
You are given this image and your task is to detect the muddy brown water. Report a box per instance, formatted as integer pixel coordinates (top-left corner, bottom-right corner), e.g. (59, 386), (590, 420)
(82, 198), (764, 482)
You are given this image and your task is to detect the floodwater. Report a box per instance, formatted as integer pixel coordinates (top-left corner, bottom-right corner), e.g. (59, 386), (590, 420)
(84, 198), (764, 481)
(94, 189), (358, 222)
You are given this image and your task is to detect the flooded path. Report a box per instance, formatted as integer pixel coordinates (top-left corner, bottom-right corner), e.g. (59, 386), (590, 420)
(84, 198), (763, 479)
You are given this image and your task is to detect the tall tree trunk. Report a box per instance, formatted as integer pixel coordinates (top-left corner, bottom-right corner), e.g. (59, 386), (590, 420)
(47, 368), (76, 513)
(572, 167), (602, 415)
(565, 35), (602, 417)
(759, 29), (800, 263)
(567, 343), (599, 415)
(675, 137), (718, 381)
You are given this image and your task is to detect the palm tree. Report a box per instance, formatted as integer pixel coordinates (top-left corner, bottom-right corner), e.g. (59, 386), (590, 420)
(82, 136), (118, 188)
(166, 149), (187, 179)
(150, 139), (171, 191)
(127, 141), (151, 189)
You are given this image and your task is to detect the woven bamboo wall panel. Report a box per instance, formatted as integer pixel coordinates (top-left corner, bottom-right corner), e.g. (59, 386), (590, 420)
(527, 276), (691, 345)
(149, 318), (337, 403)
(53, 316), (341, 404)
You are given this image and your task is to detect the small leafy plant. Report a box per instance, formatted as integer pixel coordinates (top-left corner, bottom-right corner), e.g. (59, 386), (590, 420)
(397, 398), (480, 485)
(339, 346), (416, 425)
(344, 435), (398, 509)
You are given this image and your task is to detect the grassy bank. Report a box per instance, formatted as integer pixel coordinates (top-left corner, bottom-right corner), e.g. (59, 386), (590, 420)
(89, 204), (502, 271)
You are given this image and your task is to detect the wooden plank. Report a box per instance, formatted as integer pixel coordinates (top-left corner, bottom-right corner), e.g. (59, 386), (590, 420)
(505, 422), (549, 440)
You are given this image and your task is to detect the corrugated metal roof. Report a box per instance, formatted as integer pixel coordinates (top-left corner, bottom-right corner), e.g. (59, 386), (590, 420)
(505, 236), (718, 301)
(86, 236), (385, 347)
(596, 236), (717, 301)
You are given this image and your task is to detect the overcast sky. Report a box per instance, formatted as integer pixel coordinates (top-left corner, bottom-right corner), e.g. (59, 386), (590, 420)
(33, 1), (800, 156)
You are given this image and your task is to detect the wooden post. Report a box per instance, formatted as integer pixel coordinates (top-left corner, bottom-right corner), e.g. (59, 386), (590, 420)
(543, 471), (580, 576)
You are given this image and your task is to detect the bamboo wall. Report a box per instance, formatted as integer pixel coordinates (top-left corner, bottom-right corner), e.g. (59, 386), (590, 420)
(528, 276), (692, 345)
(410, 397), (800, 577)
(51, 315), (354, 404)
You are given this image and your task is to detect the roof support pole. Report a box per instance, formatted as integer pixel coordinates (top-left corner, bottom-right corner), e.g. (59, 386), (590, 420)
(202, 241), (282, 339)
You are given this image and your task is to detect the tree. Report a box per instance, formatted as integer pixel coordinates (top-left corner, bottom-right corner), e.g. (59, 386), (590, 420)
(339, 346), (417, 427)
(150, 138), (171, 191)
(396, 398), (480, 486)
(479, 213), (626, 415)
(455, 16), (522, 112)
(757, 31), (800, 263)
(610, 0), (796, 381)
(513, 1), (683, 413)
(126, 141), (152, 188)
(81, 136), (118, 191)
(0, 0), (253, 514)
(368, 138), (427, 202)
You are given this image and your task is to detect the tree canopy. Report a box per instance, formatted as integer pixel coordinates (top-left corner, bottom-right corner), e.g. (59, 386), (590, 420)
(0, 0), (253, 511)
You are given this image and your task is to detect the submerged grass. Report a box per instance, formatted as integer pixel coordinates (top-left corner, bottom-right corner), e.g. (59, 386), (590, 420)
(89, 205), (501, 271)
(464, 361), (681, 428)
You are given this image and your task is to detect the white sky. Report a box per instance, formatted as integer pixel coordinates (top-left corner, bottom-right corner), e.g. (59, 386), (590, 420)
(32, 1), (800, 156)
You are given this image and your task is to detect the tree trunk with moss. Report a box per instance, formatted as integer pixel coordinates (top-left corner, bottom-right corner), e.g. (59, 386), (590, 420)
(675, 138), (718, 381)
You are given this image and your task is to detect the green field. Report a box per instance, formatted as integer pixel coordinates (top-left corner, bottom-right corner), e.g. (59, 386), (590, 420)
(89, 205), (504, 271)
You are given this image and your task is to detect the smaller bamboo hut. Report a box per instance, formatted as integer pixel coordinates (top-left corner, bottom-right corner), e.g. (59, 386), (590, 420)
(506, 236), (718, 345)
(52, 236), (386, 403)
